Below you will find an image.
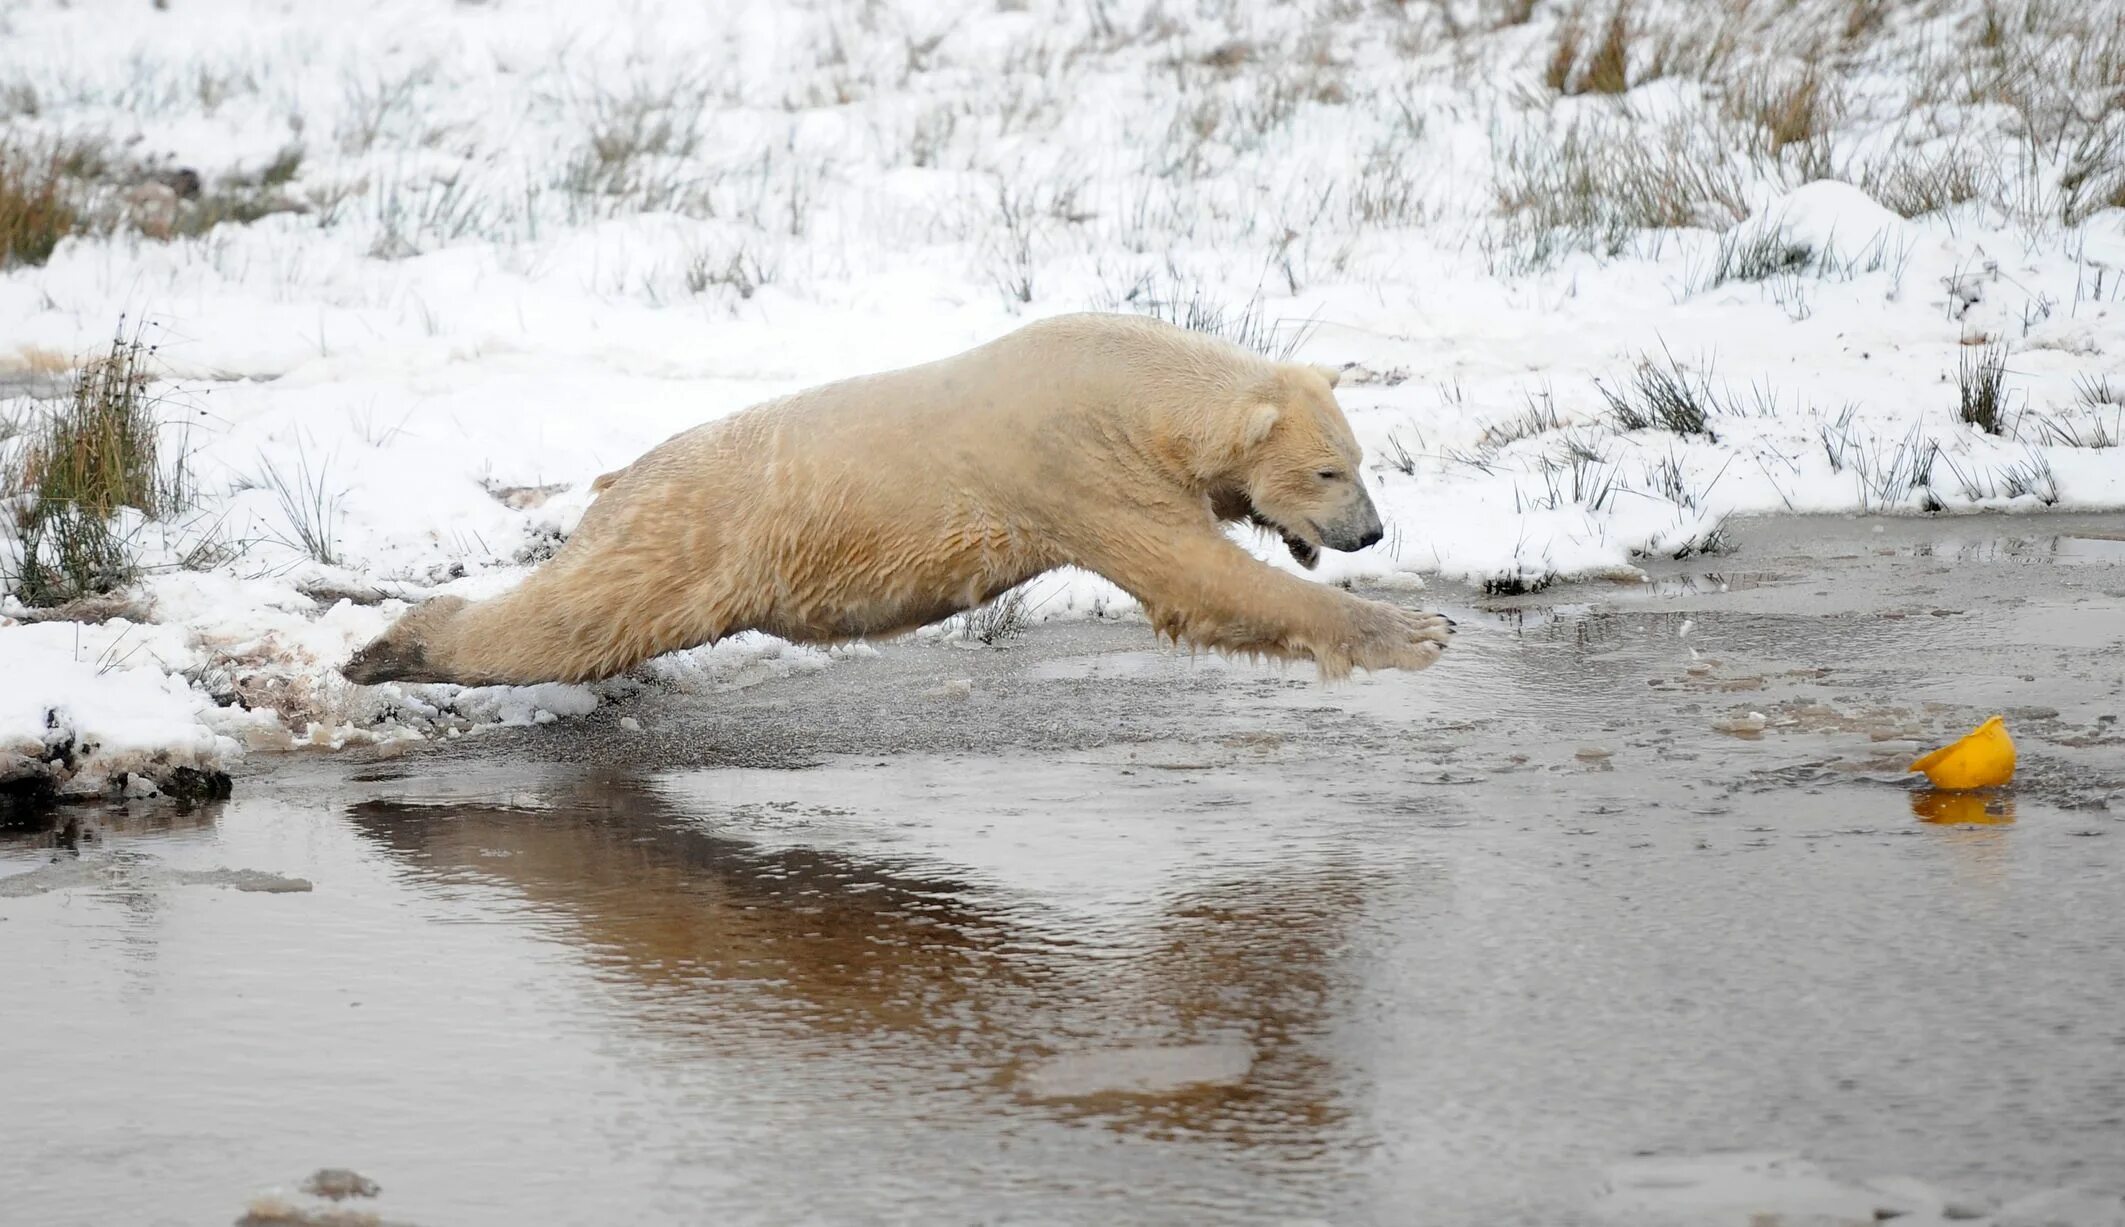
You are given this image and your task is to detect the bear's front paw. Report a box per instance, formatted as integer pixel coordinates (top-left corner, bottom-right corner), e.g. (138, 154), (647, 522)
(1345, 601), (1455, 672)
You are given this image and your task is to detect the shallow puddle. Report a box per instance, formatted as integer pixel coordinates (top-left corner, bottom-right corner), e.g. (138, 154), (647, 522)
(4, 749), (2121, 1226)
(5, 514), (2123, 1225)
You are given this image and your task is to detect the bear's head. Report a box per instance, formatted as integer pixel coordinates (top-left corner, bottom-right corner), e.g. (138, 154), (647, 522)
(1207, 363), (1383, 570)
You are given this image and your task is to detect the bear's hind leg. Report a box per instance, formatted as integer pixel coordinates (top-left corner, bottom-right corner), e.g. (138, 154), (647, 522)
(345, 546), (742, 686)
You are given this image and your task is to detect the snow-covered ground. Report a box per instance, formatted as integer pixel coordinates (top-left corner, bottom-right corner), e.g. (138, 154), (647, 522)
(3, 0), (2122, 794)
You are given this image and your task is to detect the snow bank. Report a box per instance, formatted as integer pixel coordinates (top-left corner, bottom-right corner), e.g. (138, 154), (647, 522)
(0, 620), (252, 800)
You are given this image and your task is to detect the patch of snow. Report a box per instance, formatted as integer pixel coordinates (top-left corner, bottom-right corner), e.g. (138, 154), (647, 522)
(1746, 180), (1912, 257)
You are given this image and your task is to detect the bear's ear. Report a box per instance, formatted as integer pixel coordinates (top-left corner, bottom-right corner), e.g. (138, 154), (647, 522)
(1198, 401), (1280, 474)
(1312, 364), (1342, 389)
(1236, 402), (1281, 447)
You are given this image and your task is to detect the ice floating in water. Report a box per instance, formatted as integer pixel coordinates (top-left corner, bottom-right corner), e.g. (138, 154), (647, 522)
(1713, 711), (1768, 737)
(0, 860), (101, 898)
(1599, 1151), (2124, 1226)
(237, 1168), (390, 1226)
(1598, 1152), (1967, 1225)
(0, 858), (311, 898)
(301, 1169), (381, 1201)
(168, 868), (314, 893)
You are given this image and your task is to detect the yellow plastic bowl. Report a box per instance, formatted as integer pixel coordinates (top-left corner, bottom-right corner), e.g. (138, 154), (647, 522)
(1909, 715), (2016, 791)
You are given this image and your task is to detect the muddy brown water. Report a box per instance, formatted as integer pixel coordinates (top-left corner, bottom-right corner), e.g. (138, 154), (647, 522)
(4, 515), (2124, 1226)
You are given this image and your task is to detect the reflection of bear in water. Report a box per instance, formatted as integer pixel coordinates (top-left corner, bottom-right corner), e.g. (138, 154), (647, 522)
(344, 313), (1452, 687)
(344, 777), (1371, 1142)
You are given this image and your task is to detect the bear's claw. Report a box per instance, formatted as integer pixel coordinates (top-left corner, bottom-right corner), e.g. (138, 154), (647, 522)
(1401, 610), (1455, 643)
(1339, 602), (1454, 673)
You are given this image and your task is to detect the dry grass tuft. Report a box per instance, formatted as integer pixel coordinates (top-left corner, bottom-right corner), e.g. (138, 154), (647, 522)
(1544, 10), (1584, 92)
(1490, 117), (1748, 269)
(1637, 13), (1743, 84)
(1958, 341), (2009, 435)
(684, 243), (776, 300)
(1546, 4), (1633, 95)
(1596, 346), (1723, 439)
(1695, 223), (1813, 291)
(4, 136), (313, 252)
(1580, 5), (1632, 94)
(1975, 2), (2008, 51)
(2059, 124), (2125, 225)
(955, 585), (1035, 645)
(251, 443), (344, 566)
(1728, 65), (1840, 156)
(1843, 0), (1888, 43)
(1493, 0), (1539, 28)
(5, 327), (188, 605)
(0, 144), (79, 267)
(1858, 145), (1989, 217)
(11, 332), (166, 518)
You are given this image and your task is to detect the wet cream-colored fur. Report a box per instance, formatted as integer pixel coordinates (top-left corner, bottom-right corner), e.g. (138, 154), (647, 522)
(343, 313), (1453, 686)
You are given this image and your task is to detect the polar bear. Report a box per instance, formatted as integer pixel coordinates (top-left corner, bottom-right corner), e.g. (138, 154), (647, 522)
(342, 313), (1453, 687)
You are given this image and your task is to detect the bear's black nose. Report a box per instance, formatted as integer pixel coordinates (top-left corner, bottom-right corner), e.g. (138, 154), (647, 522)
(1356, 527), (1384, 550)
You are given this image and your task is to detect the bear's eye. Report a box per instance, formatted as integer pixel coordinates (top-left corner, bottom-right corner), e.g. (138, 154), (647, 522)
(1316, 469), (1342, 481)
